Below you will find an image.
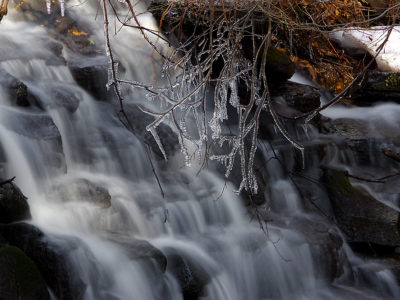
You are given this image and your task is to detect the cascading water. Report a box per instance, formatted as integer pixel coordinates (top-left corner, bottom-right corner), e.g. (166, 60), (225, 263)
(1, 1), (400, 300)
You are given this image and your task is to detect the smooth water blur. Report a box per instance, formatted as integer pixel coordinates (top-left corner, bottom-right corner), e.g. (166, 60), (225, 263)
(1, 1), (400, 299)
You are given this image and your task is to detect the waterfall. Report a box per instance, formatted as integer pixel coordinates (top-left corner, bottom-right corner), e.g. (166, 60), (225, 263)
(1, 1), (400, 299)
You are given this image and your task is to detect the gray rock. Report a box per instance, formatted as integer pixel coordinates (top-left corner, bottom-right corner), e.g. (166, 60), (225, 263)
(34, 85), (81, 113)
(106, 235), (167, 272)
(0, 109), (61, 140)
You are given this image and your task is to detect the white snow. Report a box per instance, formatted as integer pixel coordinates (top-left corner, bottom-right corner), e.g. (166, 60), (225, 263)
(328, 26), (400, 72)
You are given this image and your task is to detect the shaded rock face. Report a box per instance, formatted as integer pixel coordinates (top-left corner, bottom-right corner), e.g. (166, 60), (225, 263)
(323, 168), (400, 247)
(0, 246), (50, 300)
(52, 178), (112, 208)
(167, 253), (210, 300)
(0, 182), (31, 224)
(0, 222), (86, 300)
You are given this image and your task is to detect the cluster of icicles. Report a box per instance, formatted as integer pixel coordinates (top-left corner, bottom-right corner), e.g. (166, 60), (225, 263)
(46, 0), (65, 17)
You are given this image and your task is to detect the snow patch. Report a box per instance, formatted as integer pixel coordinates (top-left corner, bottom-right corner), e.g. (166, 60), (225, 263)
(328, 26), (400, 72)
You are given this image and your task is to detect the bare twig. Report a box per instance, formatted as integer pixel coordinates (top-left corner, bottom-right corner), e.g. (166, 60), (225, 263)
(0, 176), (16, 186)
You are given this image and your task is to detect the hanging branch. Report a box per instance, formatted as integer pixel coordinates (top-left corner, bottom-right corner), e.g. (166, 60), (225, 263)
(102, 0), (165, 197)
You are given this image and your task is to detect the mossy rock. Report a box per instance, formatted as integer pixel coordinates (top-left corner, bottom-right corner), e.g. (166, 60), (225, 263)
(351, 72), (400, 105)
(0, 183), (31, 224)
(0, 222), (86, 300)
(0, 246), (49, 300)
(372, 73), (400, 91)
(323, 168), (400, 246)
(266, 47), (295, 82)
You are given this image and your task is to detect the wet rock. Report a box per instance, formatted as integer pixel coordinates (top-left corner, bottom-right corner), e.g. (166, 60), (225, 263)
(271, 81), (321, 113)
(321, 118), (368, 139)
(107, 235), (167, 272)
(0, 222), (86, 300)
(294, 219), (346, 280)
(68, 57), (111, 101)
(167, 253), (210, 300)
(52, 178), (112, 208)
(0, 70), (39, 107)
(351, 72), (400, 105)
(0, 182), (31, 224)
(323, 168), (400, 247)
(318, 117), (398, 166)
(0, 246), (50, 300)
(0, 109), (61, 140)
(0, 109), (66, 173)
(35, 85), (81, 113)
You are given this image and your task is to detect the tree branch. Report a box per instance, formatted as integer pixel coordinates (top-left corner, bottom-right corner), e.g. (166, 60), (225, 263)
(0, 0), (9, 22)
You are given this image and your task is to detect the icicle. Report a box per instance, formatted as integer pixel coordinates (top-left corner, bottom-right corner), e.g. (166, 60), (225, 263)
(46, 0), (51, 14)
(60, 0), (65, 17)
(149, 127), (168, 161)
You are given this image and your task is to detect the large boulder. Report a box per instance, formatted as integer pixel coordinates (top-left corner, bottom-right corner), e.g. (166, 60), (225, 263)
(0, 182), (31, 224)
(51, 177), (112, 208)
(0, 109), (65, 172)
(323, 168), (400, 247)
(68, 56), (111, 101)
(34, 84), (81, 113)
(0, 109), (61, 141)
(0, 246), (49, 300)
(106, 235), (167, 272)
(0, 222), (86, 300)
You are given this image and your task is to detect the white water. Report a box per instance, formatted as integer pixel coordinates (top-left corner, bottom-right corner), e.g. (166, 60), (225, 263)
(1, 2), (400, 300)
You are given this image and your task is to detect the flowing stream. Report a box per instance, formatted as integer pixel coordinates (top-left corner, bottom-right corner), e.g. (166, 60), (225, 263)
(1, 1), (400, 299)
